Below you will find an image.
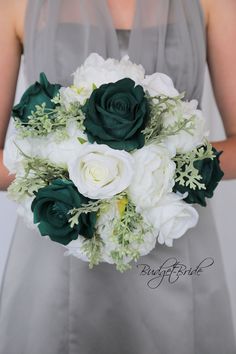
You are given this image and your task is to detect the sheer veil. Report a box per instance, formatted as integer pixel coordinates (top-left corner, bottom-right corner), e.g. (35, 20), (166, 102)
(24, 0), (205, 101)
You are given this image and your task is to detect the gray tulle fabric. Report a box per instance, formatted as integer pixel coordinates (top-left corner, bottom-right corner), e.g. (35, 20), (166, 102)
(0, 1), (236, 353)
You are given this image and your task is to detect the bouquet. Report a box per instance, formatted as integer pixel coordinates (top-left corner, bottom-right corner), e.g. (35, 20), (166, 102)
(4, 54), (223, 272)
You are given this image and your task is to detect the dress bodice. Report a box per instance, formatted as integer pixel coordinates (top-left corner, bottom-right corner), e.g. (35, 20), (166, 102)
(116, 29), (131, 58)
(24, 0), (206, 102)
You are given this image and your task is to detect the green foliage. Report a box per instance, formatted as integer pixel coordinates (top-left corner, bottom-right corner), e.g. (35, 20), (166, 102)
(14, 98), (85, 139)
(110, 199), (151, 272)
(143, 93), (188, 143)
(68, 199), (104, 228)
(81, 233), (104, 269)
(173, 141), (215, 190)
(68, 194), (151, 272)
(8, 153), (68, 201)
(8, 176), (46, 202)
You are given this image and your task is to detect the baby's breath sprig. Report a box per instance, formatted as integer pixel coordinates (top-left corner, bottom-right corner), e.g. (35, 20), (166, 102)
(8, 147), (68, 201)
(8, 176), (46, 202)
(15, 99), (85, 139)
(110, 199), (151, 272)
(81, 233), (104, 269)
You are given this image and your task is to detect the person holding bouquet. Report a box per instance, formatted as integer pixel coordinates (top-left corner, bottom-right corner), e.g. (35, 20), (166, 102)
(0, 1), (236, 353)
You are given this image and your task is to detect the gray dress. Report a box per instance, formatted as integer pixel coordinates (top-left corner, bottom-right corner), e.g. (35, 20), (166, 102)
(0, 1), (235, 353)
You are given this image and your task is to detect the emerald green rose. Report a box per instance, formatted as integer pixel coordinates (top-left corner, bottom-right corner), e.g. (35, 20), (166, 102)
(12, 73), (61, 123)
(174, 147), (224, 206)
(31, 179), (97, 245)
(82, 78), (149, 151)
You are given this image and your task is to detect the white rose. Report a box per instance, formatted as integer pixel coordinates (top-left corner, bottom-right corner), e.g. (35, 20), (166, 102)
(128, 144), (176, 209)
(3, 134), (32, 175)
(68, 144), (134, 199)
(142, 193), (199, 247)
(143, 72), (179, 97)
(163, 100), (208, 153)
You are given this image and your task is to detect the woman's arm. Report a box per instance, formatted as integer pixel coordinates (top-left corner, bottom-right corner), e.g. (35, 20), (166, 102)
(0, 0), (24, 190)
(203, 0), (236, 179)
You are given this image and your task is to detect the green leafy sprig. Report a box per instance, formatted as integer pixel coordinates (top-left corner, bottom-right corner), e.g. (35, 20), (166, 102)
(8, 150), (68, 201)
(110, 198), (151, 272)
(173, 142), (215, 190)
(143, 93), (187, 143)
(81, 233), (104, 269)
(15, 97), (85, 140)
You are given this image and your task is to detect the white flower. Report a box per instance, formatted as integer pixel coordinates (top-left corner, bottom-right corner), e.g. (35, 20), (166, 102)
(68, 144), (134, 199)
(143, 73), (179, 97)
(70, 53), (145, 104)
(96, 202), (120, 263)
(133, 229), (157, 257)
(116, 55), (145, 84)
(60, 86), (89, 108)
(128, 144), (176, 209)
(17, 196), (38, 231)
(3, 134), (31, 175)
(64, 237), (89, 262)
(28, 121), (88, 167)
(163, 100), (208, 153)
(142, 193), (199, 247)
(96, 201), (157, 263)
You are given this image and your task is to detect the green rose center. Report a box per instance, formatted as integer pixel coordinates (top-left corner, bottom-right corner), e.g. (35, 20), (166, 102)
(83, 78), (149, 151)
(47, 202), (69, 227)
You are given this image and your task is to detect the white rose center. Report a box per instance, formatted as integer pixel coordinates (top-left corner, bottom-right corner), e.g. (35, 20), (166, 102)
(81, 153), (119, 188)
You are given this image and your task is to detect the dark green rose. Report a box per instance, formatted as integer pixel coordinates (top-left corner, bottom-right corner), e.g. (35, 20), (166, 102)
(174, 147), (224, 207)
(82, 78), (149, 151)
(12, 73), (61, 123)
(31, 179), (97, 245)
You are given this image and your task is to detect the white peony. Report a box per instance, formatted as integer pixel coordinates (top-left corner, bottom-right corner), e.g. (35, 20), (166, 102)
(64, 237), (89, 262)
(162, 100), (208, 153)
(142, 72), (179, 97)
(68, 144), (134, 199)
(96, 201), (120, 263)
(115, 55), (145, 84)
(17, 196), (38, 231)
(142, 193), (199, 247)
(96, 201), (157, 263)
(3, 134), (32, 175)
(66, 53), (146, 106)
(128, 144), (176, 209)
(25, 121), (88, 167)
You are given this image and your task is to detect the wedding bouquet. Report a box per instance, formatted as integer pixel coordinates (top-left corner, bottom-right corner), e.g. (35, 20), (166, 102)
(4, 54), (223, 271)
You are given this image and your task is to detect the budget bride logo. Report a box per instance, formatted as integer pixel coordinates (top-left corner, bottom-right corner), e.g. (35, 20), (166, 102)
(136, 257), (215, 289)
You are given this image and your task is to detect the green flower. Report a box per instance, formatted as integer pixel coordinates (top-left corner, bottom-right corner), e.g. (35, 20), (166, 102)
(12, 73), (61, 123)
(31, 179), (97, 245)
(174, 147), (224, 206)
(82, 78), (149, 151)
